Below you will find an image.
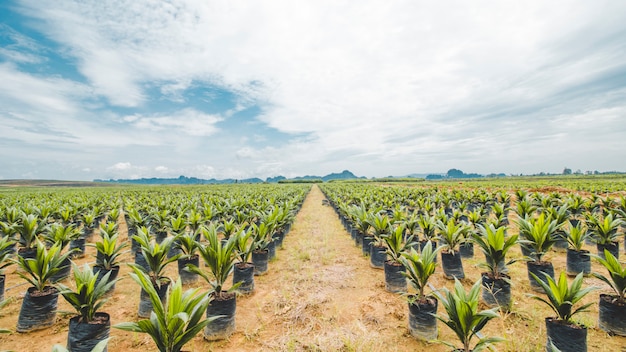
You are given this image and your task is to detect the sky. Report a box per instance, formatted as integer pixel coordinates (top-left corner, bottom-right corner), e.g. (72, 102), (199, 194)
(1, 0), (626, 181)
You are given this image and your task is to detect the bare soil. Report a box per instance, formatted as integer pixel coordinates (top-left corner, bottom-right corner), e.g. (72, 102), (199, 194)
(1, 185), (626, 351)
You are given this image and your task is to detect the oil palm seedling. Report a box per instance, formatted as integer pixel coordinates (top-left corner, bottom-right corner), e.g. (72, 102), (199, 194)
(0, 220), (18, 249)
(15, 213), (48, 257)
(44, 223), (80, 281)
(367, 213), (392, 269)
(437, 218), (467, 279)
(166, 213), (187, 258)
(250, 221), (275, 275)
(272, 205), (294, 248)
(566, 222), (591, 277)
(399, 241), (441, 341)
(185, 209), (203, 239)
(382, 224), (413, 292)
(515, 198), (538, 219)
(233, 228), (255, 294)
(13, 240), (72, 332)
(106, 207), (121, 226)
(586, 212), (622, 259)
(131, 228), (178, 318)
(565, 194), (586, 228)
(545, 205), (570, 251)
(517, 213), (559, 292)
(91, 222), (127, 295)
(418, 213), (438, 243)
(591, 250), (626, 336)
(150, 208), (171, 243)
(434, 279), (503, 352)
(127, 208), (150, 255)
(473, 224), (519, 310)
(491, 202), (508, 226)
(529, 272), (595, 352)
(186, 224), (240, 340)
(57, 205), (78, 226)
(79, 210), (98, 240)
(350, 204), (373, 253)
(175, 231), (200, 285)
(403, 211), (420, 240)
(58, 263), (118, 352)
(115, 267), (213, 352)
(218, 218), (238, 242)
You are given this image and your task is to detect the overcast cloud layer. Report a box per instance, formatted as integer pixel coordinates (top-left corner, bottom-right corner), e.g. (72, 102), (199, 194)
(1, 0), (626, 180)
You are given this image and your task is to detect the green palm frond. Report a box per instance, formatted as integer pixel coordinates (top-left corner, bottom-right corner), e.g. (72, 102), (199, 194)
(58, 263), (118, 322)
(399, 241), (440, 299)
(115, 267), (213, 352)
(591, 249), (626, 302)
(529, 272), (596, 323)
(14, 240), (72, 291)
(434, 279), (503, 352)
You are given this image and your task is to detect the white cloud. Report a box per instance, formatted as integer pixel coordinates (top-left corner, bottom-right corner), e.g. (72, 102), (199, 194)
(235, 147), (256, 159)
(4, 0), (626, 179)
(122, 108), (222, 136)
(108, 162), (132, 171)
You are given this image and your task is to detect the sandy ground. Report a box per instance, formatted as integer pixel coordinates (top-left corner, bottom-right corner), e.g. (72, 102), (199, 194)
(1, 185), (626, 351)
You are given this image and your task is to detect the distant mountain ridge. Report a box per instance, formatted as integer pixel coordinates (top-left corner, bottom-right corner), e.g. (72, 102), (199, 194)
(94, 170), (363, 185)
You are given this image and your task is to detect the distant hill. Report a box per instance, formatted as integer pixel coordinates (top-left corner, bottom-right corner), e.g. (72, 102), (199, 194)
(94, 175), (264, 185)
(405, 173), (430, 178)
(266, 175), (286, 183)
(322, 170), (362, 182)
(95, 170), (363, 185)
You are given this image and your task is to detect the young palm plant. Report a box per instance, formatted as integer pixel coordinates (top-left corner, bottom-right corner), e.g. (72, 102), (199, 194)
(367, 212), (391, 269)
(46, 223), (81, 280)
(233, 228), (256, 294)
(434, 279), (503, 352)
(218, 218), (238, 241)
(517, 214), (559, 292)
(529, 272), (595, 352)
(250, 221), (275, 275)
(545, 205), (571, 251)
(566, 222), (591, 277)
(91, 222), (127, 295)
(132, 228), (178, 318)
(437, 218), (467, 279)
(14, 240), (72, 332)
(381, 224), (413, 292)
(79, 210), (98, 240)
(186, 224), (240, 340)
(15, 213), (48, 256)
(93, 222), (127, 271)
(586, 212), (622, 259)
(592, 249), (626, 336)
(399, 241), (441, 341)
(115, 266), (213, 352)
(58, 263), (118, 351)
(175, 231), (200, 285)
(348, 204), (373, 253)
(473, 224), (518, 310)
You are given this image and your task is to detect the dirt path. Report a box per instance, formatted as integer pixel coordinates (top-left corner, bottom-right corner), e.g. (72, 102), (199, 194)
(196, 186), (423, 351)
(203, 184), (428, 351)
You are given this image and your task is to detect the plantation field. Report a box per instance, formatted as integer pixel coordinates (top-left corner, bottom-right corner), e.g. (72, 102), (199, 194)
(1, 179), (626, 351)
